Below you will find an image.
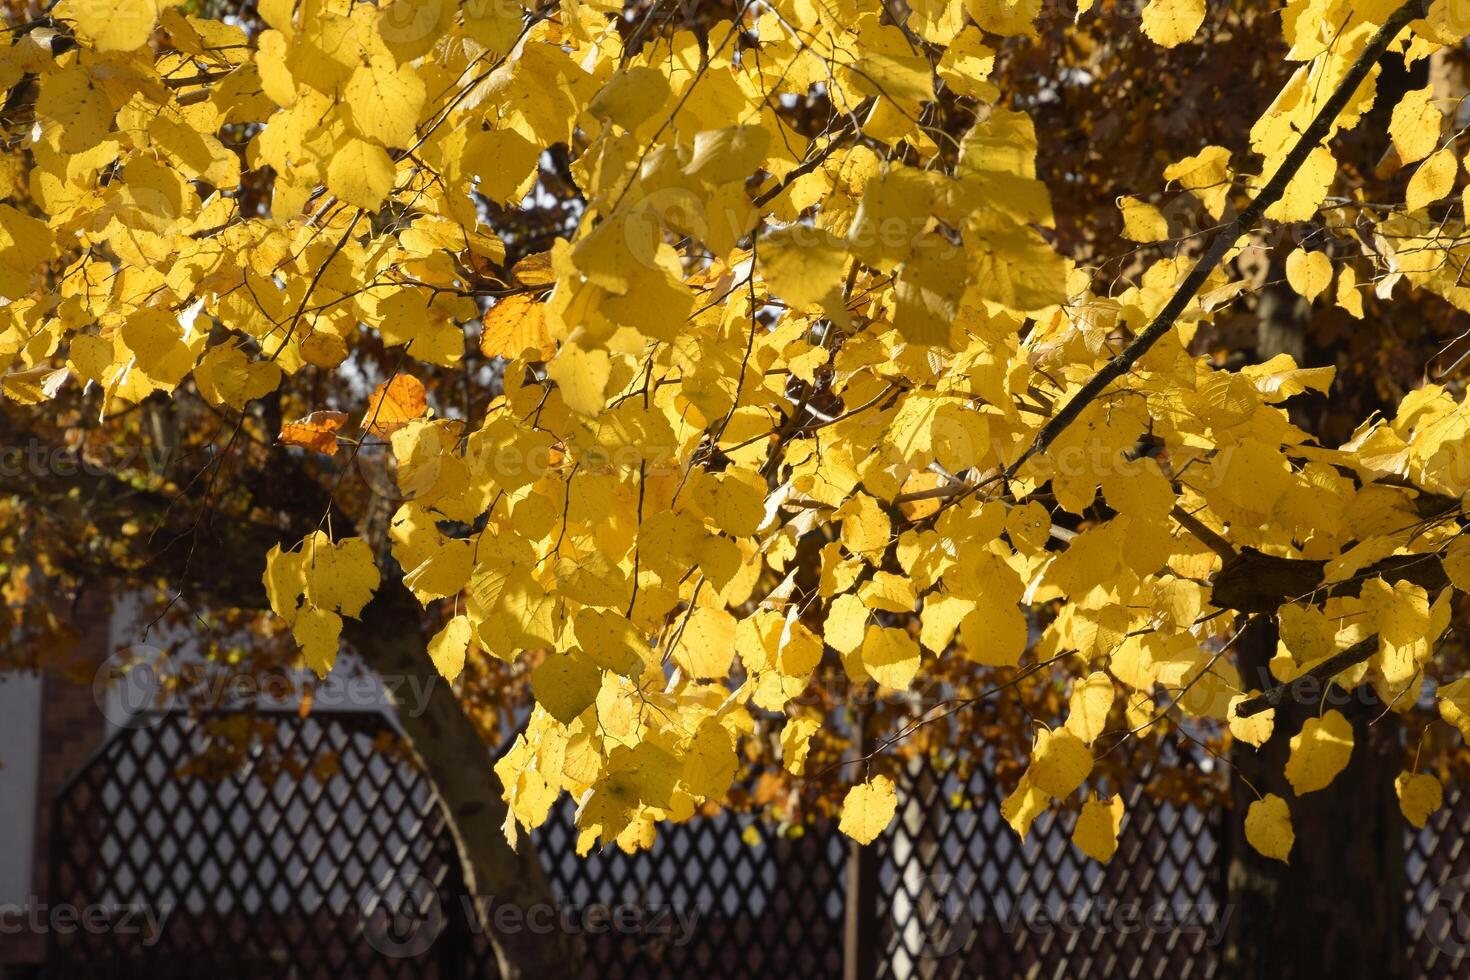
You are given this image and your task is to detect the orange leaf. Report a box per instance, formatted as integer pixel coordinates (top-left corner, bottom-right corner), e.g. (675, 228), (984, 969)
(479, 294), (550, 360)
(365, 374), (427, 436)
(279, 411), (348, 455)
(510, 254), (554, 285)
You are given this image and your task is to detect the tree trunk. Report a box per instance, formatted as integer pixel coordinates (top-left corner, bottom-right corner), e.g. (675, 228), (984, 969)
(355, 582), (577, 979)
(0, 411), (574, 973)
(1219, 258), (1409, 977)
(1223, 618), (1406, 979)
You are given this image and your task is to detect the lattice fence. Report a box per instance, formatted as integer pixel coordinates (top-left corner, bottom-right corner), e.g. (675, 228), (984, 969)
(42, 710), (1470, 978)
(1408, 775), (1470, 977)
(48, 712), (461, 979)
(873, 748), (1225, 980)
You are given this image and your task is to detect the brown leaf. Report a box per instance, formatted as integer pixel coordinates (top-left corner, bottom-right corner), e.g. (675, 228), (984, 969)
(364, 374), (427, 436)
(479, 294), (550, 360)
(279, 410), (348, 455)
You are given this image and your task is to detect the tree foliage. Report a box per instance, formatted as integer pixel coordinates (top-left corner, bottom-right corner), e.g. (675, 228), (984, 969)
(6, 0), (1470, 873)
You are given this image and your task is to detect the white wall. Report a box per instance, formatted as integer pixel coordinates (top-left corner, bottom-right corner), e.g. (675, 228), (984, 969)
(0, 671), (42, 904)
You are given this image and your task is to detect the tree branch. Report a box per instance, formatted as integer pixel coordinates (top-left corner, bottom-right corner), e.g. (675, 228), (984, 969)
(1171, 504), (1237, 562)
(1005, 0), (1430, 479)
(1233, 636), (1379, 718)
(1210, 547), (1449, 613)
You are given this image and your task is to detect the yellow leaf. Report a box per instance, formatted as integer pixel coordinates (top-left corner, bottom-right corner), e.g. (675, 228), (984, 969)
(1227, 693), (1274, 747)
(263, 543), (306, 625)
(959, 601), (1026, 666)
(1362, 577), (1430, 649)
(327, 137), (397, 210)
(937, 29), (996, 101)
(761, 227), (849, 316)
(850, 167), (934, 269)
(462, 0), (524, 55)
(480, 294), (551, 359)
(1437, 677), (1470, 741)
(36, 66), (114, 154)
(860, 626), (920, 690)
(919, 593), (972, 653)
(685, 126), (771, 186)
(2, 366), (68, 403)
(858, 571), (916, 613)
(121, 309), (195, 389)
(1241, 353), (1336, 401)
(845, 49), (934, 105)
(532, 650), (601, 724)
(1064, 672), (1114, 745)
(838, 493), (891, 561)
(428, 615), (472, 682)
(1141, 0), (1205, 47)
(546, 342), (611, 416)
(1277, 602), (1336, 664)
(1072, 794), (1124, 862)
(825, 592), (869, 656)
(194, 345), (281, 410)
(464, 129), (541, 203)
(967, 223), (1069, 313)
(1406, 148), (1456, 212)
(60, 0), (158, 52)
(403, 539), (473, 602)
(1389, 87), (1442, 165)
(672, 606), (737, 680)
(1285, 248), (1332, 301)
(692, 468), (767, 537)
(967, 0), (1041, 37)
(839, 775), (897, 845)
(1006, 501), (1051, 554)
(293, 606), (343, 677)
(893, 235), (968, 347)
(1265, 146), (1334, 223)
(1244, 794), (1294, 863)
(1164, 145), (1232, 219)
(1284, 709), (1354, 795)
(588, 67), (671, 131)
(683, 719), (737, 799)
(1030, 727), (1093, 798)
(302, 532), (381, 618)
(572, 607), (645, 676)
(781, 715), (822, 775)
(378, 0), (456, 61)
(1443, 537), (1470, 592)
(1001, 774), (1049, 838)
(1396, 771), (1443, 828)
(1119, 196), (1168, 242)
(1100, 456), (1174, 520)
(0, 205), (53, 299)
(1336, 264), (1363, 317)
(345, 57), (426, 148)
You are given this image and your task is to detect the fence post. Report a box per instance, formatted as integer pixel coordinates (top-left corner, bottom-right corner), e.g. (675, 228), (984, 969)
(844, 709), (879, 980)
(845, 839), (879, 980)
(437, 832), (475, 980)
